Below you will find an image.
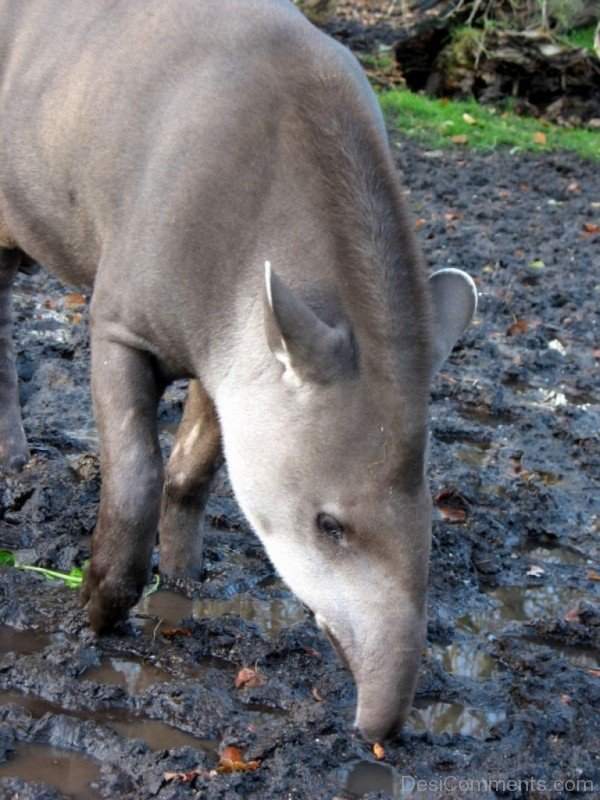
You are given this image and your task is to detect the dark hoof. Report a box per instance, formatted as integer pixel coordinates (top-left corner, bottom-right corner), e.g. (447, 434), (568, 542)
(8, 452), (28, 473)
(81, 564), (145, 634)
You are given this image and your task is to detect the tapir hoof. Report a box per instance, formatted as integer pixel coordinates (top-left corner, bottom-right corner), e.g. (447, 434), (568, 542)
(80, 563), (145, 634)
(0, 438), (30, 474)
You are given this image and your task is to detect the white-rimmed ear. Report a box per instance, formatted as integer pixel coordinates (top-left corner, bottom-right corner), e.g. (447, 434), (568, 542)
(428, 268), (477, 373)
(263, 261), (355, 384)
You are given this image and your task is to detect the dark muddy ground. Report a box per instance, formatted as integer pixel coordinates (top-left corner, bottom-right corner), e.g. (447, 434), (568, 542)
(1, 138), (599, 797)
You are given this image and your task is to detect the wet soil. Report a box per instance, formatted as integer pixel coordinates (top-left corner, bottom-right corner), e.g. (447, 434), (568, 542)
(1, 137), (599, 798)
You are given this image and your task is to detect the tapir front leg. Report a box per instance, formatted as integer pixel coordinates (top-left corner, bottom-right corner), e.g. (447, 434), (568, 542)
(159, 379), (222, 580)
(0, 248), (29, 473)
(81, 328), (164, 633)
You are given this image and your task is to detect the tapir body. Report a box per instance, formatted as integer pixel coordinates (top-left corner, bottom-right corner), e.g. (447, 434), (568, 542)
(0, 0), (476, 739)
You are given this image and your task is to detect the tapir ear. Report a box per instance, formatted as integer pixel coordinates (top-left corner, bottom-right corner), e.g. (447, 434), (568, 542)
(428, 268), (477, 373)
(263, 261), (356, 384)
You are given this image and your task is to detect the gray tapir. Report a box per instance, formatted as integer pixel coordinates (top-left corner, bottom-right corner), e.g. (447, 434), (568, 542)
(0, 0), (477, 740)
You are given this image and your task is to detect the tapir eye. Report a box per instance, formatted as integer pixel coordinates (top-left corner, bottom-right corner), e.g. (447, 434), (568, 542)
(316, 513), (344, 541)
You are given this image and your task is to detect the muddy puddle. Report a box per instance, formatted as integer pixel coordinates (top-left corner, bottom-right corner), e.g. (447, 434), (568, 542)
(456, 584), (594, 635)
(137, 588), (306, 635)
(0, 689), (219, 758)
(0, 742), (101, 799)
(80, 656), (174, 694)
(0, 624), (53, 655)
(428, 643), (497, 679)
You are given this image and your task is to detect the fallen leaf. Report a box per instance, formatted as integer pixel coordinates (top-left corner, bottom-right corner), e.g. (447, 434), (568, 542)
(527, 565), (545, 577)
(588, 668), (600, 678)
(235, 666), (266, 689)
(162, 626), (191, 640)
(64, 292), (86, 309)
(451, 134), (468, 144)
(304, 646), (322, 659)
(43, 299), (57, 309)
(414, 217), (426, 230)
(586, 570), (600, 582)
(216, 757), (260, 774)
(311, 686), (326, 702)
(437, 505), (467, 522)
(462, 112), (477, 125)
(434, 490), (469, 523)
(163, 769), (204, 783)
(533, 131), (547, 145)
(69, 312), (84, 325)
(220, 746), (243, 763)
(564, 606), (581, 623)
(560, 694), (571, 706)
(567, 181), (580, 193)
(507, 317), (527, 336)
(444, 211), (462, 222)
(582, 223), (599, 233)
(373, 743), (385, 760)
(528, 259), (545, 270)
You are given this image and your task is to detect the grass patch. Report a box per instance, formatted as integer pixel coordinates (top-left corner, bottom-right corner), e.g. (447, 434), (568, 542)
(378, 90), (600, 161)
(560, 25), (596, 53)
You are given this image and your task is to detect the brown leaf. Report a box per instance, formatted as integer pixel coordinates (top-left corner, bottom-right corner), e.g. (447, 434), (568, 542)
(311, 686), (326, 702)
(64, 292), (86, 309)
(434, 490), (469, 523)
(220, 746), (243, 763)
(564, 606), (581, 623)
(451, 134), (468, 144)
(216, 749), (261, 773)
(437, 505), (467, 523)
(304, 646), (322, 659)
(588, 668), (600, 678)
(373, 743), (385, 760)
(560, 694), (571, 706)
(163, 769), (203, 783)
(586, 570), (600, 582)
(162, 626), (192, 640)
(43, 299), (57, 309)
(507, 317), (527, 336)
(533, 131), (547, 145)
(235, 666), (266, 689)
(567, 181), (580, 193)
(414, 217), (426, 230)
(68, 312), (84, 326)
(582, 223), (599, 234)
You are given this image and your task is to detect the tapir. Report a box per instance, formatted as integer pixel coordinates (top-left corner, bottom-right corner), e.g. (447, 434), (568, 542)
(0, 0), (477, 740)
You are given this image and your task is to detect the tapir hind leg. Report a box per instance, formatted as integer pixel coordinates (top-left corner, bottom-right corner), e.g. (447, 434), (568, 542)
(0, 247), (29, 472)
(158, 379), (223, 580)
(81, 328), (164, 633)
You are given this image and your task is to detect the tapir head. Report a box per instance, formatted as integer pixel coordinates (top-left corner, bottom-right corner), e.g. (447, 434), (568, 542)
(218, 261), (476, 741)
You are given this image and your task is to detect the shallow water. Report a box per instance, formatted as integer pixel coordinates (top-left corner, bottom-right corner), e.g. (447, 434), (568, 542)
(137, 588), (306, 636)
(0, 625), (53, 655)
(409, 700), (506, 739)
(456, 585), (593, 635)
(0, 690), (218, 757)
(0, 742), (101, 800)
(429, 643), (497, 679)
(81, 656), (173, 694)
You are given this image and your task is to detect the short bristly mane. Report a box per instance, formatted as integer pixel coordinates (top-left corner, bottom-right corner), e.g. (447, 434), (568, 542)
(293, 72), (434, 391)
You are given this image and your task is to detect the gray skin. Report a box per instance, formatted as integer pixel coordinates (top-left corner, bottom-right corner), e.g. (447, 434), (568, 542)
(0, 0), (477, 740)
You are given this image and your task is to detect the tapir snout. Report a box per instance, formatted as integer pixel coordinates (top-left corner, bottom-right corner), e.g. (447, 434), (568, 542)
(0, 0), (477, 739)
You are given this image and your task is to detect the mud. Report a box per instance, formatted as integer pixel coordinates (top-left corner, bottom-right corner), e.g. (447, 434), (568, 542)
(1, 133), (599, 799)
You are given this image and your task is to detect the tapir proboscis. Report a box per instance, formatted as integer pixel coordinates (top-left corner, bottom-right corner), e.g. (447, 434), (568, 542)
(0, 0), (477, 740)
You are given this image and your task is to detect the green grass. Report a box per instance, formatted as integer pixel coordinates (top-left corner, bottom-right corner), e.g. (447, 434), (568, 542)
(560, 25), (596, 53)
(378, 90), (600, 161)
